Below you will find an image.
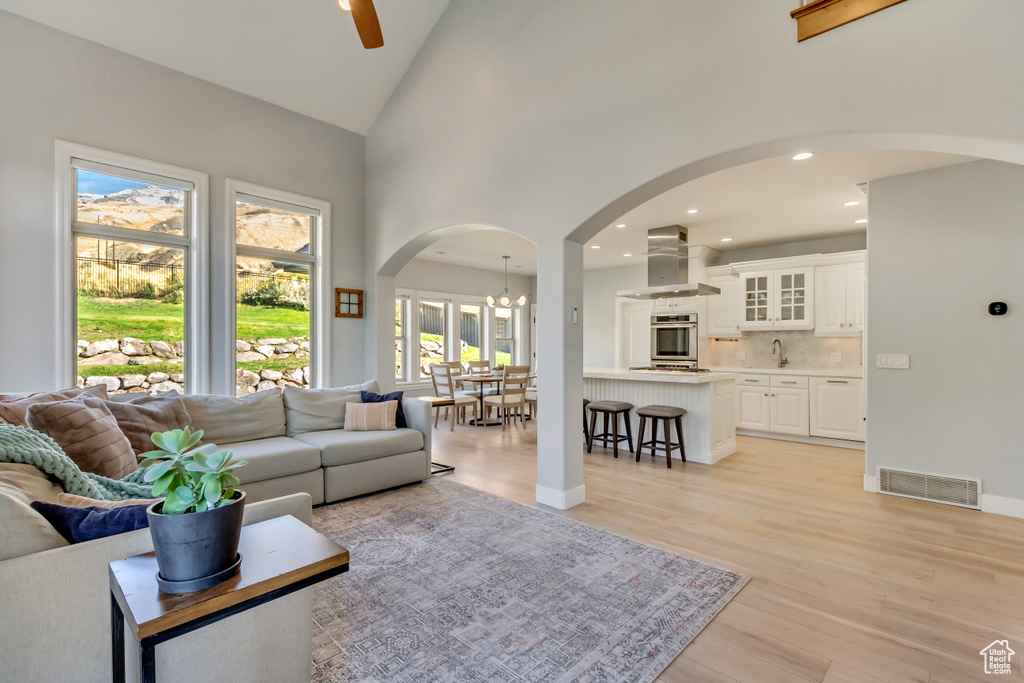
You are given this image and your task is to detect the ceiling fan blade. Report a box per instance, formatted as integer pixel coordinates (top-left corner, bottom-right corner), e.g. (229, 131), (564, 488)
(349, 0), (384, 49)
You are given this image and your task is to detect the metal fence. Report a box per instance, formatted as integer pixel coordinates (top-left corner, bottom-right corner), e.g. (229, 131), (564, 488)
(417, 304), (482, 347)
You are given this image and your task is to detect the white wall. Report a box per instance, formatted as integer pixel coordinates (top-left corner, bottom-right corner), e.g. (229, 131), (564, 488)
(0, 11), (366, 392)
(867, 160), (1024, 506)
(582, 264), (646, 367)
(717, 234), (867, 265)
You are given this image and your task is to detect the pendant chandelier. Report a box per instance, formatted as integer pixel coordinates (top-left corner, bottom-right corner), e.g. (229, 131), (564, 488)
(486, 255), (528, 308)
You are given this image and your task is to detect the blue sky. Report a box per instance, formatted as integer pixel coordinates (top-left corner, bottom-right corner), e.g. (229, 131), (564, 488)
(77, 170), (148, 194)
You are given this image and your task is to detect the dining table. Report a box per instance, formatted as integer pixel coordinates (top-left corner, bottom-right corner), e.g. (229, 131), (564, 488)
(460, 373), (536, 427)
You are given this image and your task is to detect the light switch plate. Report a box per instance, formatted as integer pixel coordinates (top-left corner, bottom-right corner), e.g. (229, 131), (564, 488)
(830, 352), (842, 362)
(876, 353), (910, 369)
(736, 351), (746, 361)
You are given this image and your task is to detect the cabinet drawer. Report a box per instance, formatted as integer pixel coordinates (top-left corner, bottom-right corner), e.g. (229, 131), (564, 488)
(771, 375), (808, 389)
(736, 374), (769, 387)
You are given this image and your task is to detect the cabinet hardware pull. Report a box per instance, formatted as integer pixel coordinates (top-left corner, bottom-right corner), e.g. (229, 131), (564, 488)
(781, 381), (796, 384)
(826, 380), (848, 384)
(840, 323), (845, 327)
(744, 379), (759, 382)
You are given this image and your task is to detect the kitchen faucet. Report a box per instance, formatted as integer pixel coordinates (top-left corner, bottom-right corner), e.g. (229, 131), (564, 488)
(771, 339), (788, 368)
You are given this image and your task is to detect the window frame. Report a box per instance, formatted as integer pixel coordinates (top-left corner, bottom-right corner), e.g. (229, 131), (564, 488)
(226, 178), (331, 392)
(56, 141), (209, 392)
(494, 306), (517, 367)
(395, 294), (409, 382)
(415, 294), (451, 380)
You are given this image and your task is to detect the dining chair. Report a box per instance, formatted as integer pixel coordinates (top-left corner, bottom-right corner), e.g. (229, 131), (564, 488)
(425, 363), (479, 431)
(466, 359), (499, 396)
(482, 364), (530, 431)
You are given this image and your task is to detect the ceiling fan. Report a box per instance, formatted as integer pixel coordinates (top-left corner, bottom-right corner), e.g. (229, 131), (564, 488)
(338, 0), (384, 49)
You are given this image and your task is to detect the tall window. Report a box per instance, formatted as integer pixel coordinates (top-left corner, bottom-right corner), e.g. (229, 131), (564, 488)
(495, 307), (515, 367)
(64, 148), (206, 395)
(232, 183), (328, 395)
(395, 296), (407, 381)
(419, 300), (447, 379)
(460, 304), (483, 362)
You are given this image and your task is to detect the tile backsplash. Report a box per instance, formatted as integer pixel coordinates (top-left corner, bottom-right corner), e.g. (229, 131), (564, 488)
(707, 331), (862, 372)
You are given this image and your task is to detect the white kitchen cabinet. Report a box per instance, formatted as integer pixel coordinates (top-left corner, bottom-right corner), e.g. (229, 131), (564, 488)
(706, 274), (743, 337)
(815, 263), (864, 336)
(809, 377), (865, 441)
(739, 267), (814, 331)
(770, 387), (810, 437)
(736, 385), (771, 431)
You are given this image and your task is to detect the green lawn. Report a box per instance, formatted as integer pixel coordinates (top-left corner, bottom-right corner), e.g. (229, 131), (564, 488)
(77, 295), (309, 342)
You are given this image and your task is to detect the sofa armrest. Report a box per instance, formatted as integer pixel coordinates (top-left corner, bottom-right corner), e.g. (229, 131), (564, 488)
(243, 491), (312, 526)
(403, 397), (432, 461)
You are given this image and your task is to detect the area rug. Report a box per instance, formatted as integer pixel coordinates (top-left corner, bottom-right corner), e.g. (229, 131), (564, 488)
(310, 478), (748, 682)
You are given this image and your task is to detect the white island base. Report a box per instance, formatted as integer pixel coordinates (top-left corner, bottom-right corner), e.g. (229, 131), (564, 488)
(583, 368), (737, 465)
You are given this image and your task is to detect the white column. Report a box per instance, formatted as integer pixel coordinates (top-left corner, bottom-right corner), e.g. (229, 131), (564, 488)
(366, 272), (398, 392)
(535, 238), (586, 509)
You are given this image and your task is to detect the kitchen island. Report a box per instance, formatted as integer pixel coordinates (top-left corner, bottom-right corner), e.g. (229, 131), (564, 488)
(584, 368), (736, 464)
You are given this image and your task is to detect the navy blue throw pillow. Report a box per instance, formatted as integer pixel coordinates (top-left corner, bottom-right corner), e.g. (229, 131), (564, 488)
(361, 390), (407, 428)
(30, 501), (150, 544)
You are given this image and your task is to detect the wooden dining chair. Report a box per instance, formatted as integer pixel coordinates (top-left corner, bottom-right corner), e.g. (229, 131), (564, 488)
(425, 363), (478, 431)
(466, 359), (499, 397)
(483, 364), (530, 431)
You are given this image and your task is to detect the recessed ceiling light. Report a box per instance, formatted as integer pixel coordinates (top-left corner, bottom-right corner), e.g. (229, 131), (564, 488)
(792, 152), (814, 161)
(720, 237), (733, 242)
(687, 209), (698, 214)
(855, 219), (867, 224)
(616, 224), (626, 228)
(844, 201), (860, 207)
(623, 253), (632, 257)
(591, 245), (601, 249)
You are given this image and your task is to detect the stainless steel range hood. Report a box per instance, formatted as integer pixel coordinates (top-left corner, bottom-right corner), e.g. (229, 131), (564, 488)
(616, 226), (721, 299)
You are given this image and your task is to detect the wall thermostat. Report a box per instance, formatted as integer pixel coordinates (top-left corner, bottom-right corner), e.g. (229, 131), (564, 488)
(988, 302), (1008, 316)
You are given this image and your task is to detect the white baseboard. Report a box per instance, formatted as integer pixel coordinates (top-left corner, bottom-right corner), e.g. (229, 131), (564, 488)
(536, 483), (586, 510)
(863, 474), (877, 492)
(981, 494), (1024, 519)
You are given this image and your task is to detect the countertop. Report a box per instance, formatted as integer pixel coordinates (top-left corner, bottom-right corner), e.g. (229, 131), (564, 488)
(709, 366), (863, 378)
(583, 367), (736, 384)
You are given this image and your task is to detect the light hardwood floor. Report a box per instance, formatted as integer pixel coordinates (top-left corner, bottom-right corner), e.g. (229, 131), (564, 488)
(430, 421), (1024, 683)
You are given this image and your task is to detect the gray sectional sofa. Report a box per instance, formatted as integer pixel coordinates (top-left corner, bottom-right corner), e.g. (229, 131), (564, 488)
(175, 380), (433, 505)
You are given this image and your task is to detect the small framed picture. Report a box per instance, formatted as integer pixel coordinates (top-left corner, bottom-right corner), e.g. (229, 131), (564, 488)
(335, 288), (364, 318)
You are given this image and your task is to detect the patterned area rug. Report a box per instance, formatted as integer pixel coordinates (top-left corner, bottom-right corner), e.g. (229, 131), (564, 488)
(310, 478), (748, 682)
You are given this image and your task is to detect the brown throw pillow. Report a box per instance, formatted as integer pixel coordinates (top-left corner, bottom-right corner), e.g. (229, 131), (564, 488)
(343, 401), (397, 432)
(0, 385), (108, 428)
(26, 395), (138, 480)
(57, 493), (162, 509)
(104, 394), (192, 455)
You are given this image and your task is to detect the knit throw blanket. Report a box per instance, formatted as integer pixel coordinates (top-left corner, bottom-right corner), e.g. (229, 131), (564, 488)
(0, 424), (153, 501)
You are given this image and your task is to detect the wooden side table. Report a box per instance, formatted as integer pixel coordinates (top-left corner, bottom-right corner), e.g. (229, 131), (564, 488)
(109, 515), (349, 683)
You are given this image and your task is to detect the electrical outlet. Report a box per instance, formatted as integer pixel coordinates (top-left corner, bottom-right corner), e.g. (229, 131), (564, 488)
(876, 353), (910, 369)
(830, 352), (842, 362)
(736, 351), (746, 361)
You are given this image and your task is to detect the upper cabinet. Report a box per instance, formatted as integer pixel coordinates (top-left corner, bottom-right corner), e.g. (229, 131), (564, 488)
(738, 267), (814, 331)
(814, 262), (864, 336)
(651, 296), (697, 315)
(705, 274), (743, 337)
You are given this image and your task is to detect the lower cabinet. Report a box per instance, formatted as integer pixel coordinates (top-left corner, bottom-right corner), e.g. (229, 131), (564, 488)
(769, 387), (810, 437)
(809, 377), (865, 441)
(736, 385), (770, 431)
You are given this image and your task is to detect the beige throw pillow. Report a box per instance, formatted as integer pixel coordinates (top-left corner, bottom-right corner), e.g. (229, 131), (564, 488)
(0, 385), (108, 428)
(0, 464), (63, 504)
(283, 380), (381, 436)
(343, 400), (397, 432)
(26, 395), (138, 480)
(57, 493), (162, 509)
(0, 487), (69, 561)
(104, 394), (192, 455)
(182, 390), (287, 444)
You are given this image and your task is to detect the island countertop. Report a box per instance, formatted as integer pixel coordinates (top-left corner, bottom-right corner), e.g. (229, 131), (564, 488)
(583, 367), (736, 384)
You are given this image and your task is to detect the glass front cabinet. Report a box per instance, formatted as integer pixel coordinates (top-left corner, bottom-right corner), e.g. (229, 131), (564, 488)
(739, 267), (814, 331)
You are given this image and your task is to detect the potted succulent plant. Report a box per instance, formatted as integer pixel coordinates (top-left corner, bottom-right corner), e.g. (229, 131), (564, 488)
(140, 427), (249, 593)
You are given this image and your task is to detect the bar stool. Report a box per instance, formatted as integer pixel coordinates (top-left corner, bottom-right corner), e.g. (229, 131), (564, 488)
(583, 399), (591, 442)
(586, 401), (634, 458)
(636, 405), (686, 468)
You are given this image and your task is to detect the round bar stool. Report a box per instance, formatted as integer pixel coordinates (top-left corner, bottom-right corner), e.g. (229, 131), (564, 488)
(583, 399), (591, 442)
(636, 405), (686, 468)
(586, 401), (634, 458)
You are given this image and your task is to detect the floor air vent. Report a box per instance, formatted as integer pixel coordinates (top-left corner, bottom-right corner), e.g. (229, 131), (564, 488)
(878, 468), (981, 509)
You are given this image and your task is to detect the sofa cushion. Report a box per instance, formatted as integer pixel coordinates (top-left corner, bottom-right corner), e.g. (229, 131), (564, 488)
(30, 501), (150, 544)
(0, 486), (69, 561)
(183, 391), (286, 444)
(26, 395), (138, 480)
(294, 428), (424, 467)
(58, 492), (163, 509)
(361, 390), (407, 428)
(216, 436), (322, 485)
(283, 380), (381, 436)
(0, 385), (108, 428)
(104, 394), (193, 455)
(0, 463), (63, 504)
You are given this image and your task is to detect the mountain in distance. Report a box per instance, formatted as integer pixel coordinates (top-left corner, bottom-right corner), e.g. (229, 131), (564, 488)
(78, 185), (183, 207)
